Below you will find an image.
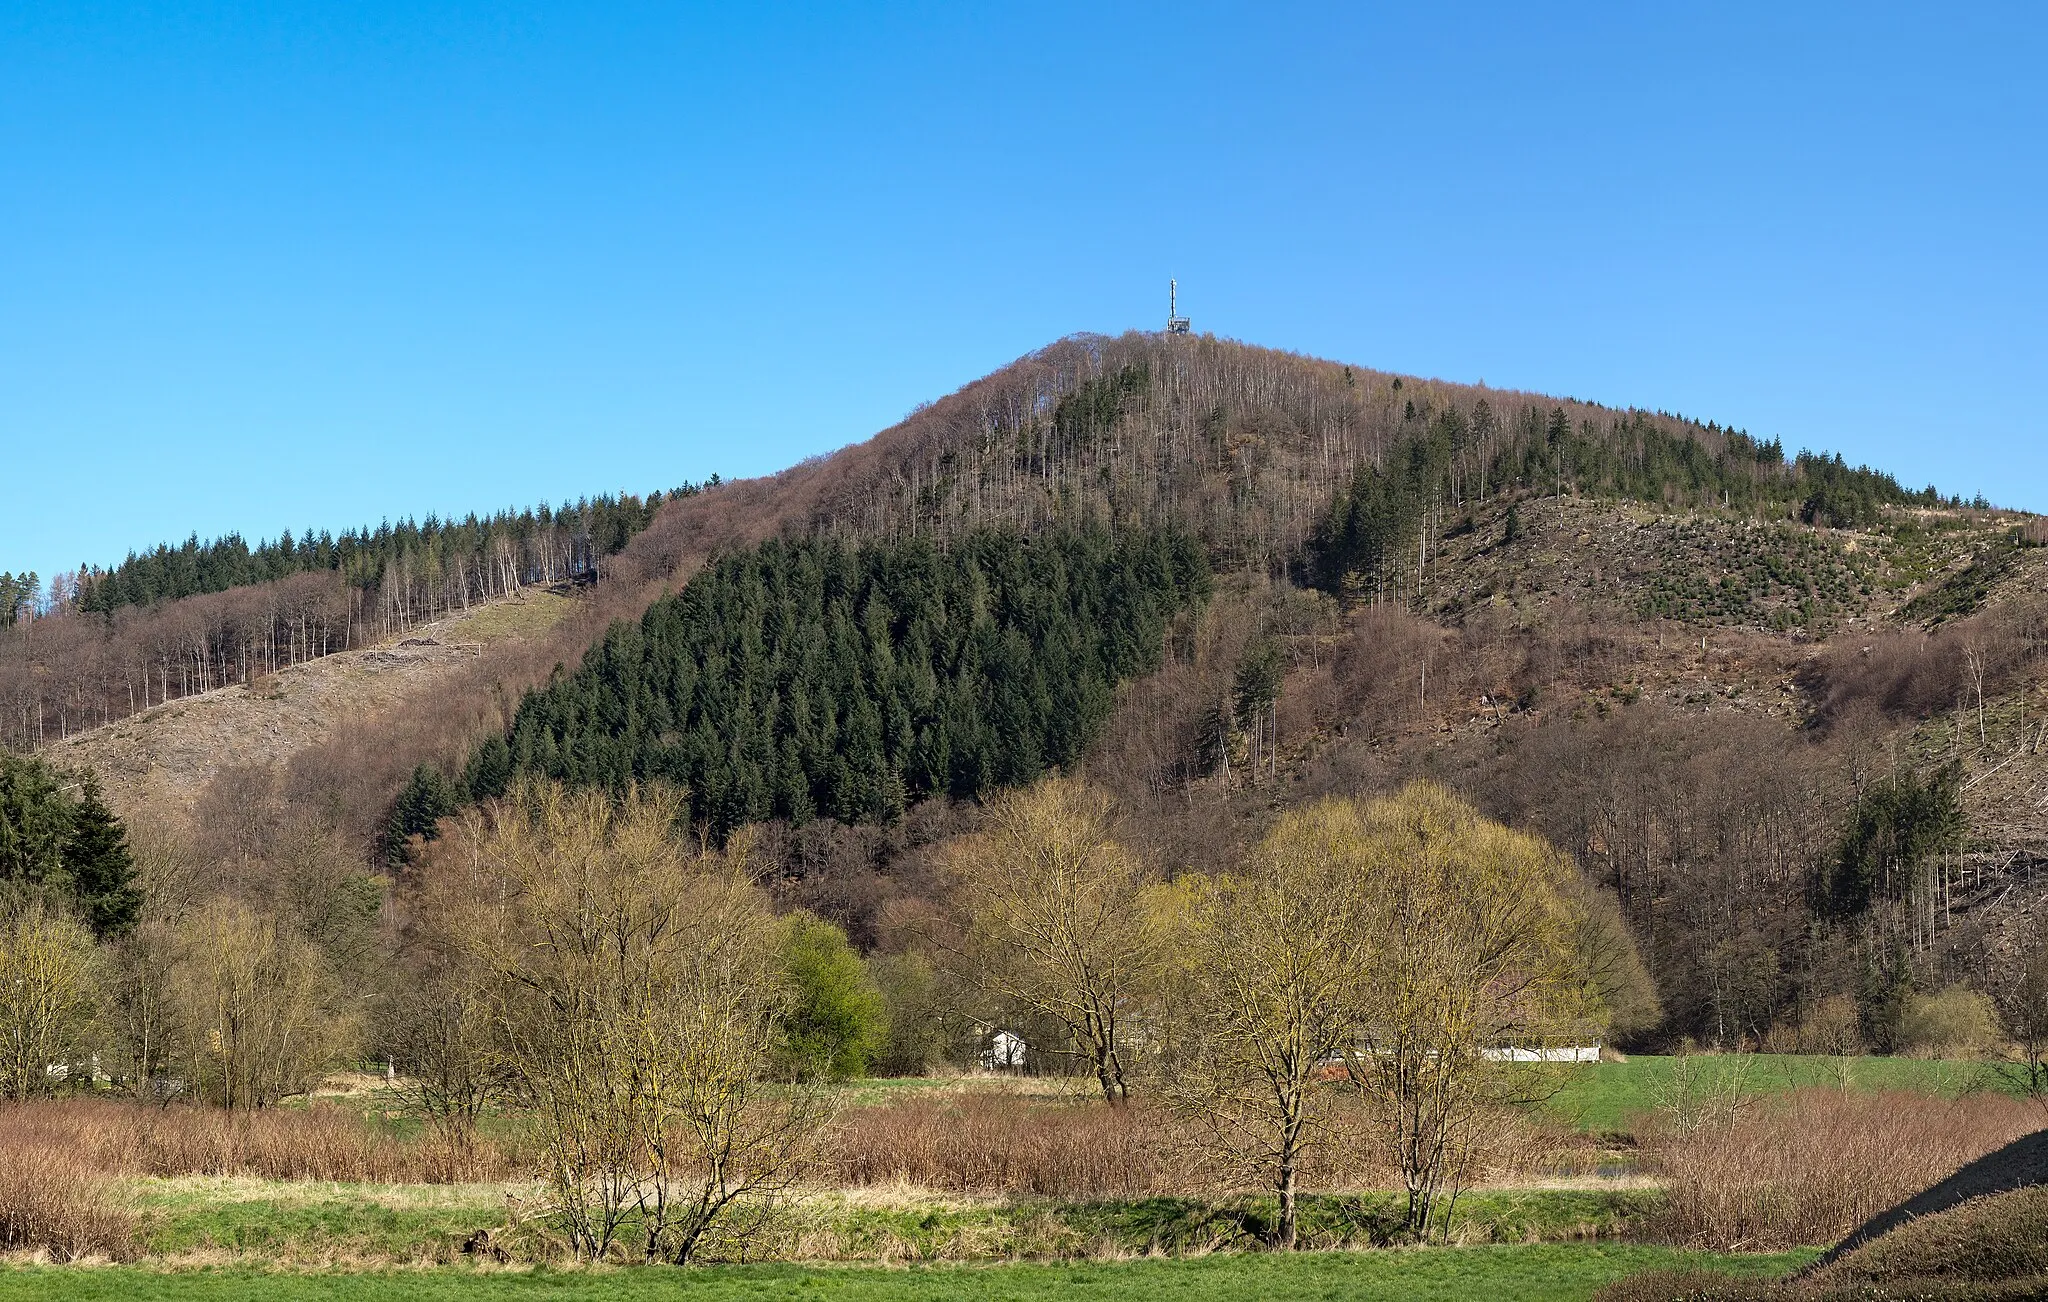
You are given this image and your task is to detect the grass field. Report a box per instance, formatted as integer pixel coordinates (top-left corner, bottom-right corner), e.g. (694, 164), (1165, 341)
(1537, 1054), (2008, 1133)
(0, 1246), (1816, 1302)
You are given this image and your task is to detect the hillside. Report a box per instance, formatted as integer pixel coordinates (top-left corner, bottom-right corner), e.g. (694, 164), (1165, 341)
(19, 330), (2048, 1048)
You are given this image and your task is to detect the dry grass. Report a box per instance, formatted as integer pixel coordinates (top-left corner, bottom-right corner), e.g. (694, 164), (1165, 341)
(0, 1080), (1597, 1211)
(1647, 1088), (2043, 1250)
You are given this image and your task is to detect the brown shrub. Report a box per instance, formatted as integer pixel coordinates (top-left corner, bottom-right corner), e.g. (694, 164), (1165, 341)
(1817, 1184), (2048, 1288)
(1649, 1088), (2042, 1250)
(1595, 1269), (2048, 1302)
(1590, 1271), (1778, 1302)
(827, 1095), (1187, 1198)
(0, 1119), (136, 1260)
(822, 1092), (1587, 1200)
(0, 1098), (524, 1185)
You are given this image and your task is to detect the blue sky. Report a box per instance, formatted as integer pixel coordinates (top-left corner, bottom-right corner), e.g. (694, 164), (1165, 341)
(3, 2), (2043, 582)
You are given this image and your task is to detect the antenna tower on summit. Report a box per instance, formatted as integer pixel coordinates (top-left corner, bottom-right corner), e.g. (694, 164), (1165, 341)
(1166, 279), (1191, 335)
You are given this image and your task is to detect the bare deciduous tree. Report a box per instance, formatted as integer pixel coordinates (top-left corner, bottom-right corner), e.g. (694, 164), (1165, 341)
(378, 841), (511, 1179)
(1997, 936), (2048, 1100)
(165, 898), (357, 1109)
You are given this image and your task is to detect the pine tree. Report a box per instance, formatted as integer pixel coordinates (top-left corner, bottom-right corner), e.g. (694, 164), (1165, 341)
(462, 735), (514, 801)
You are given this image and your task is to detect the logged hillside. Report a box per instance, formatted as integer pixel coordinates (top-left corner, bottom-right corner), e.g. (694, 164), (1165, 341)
(0, 487), (693, 751)
(18, 330), (2048, 1048)
(47, 591), (576, 829)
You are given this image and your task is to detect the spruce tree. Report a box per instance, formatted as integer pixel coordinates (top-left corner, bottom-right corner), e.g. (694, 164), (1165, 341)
(385, 764), (459, 864)
(63, 777), (141, 937)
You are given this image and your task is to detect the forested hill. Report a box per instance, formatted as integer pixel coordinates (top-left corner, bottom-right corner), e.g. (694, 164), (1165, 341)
(26, 330), (2047, 1053)
(388, 527), (1209, 850)
(7, 330), (1986, 769)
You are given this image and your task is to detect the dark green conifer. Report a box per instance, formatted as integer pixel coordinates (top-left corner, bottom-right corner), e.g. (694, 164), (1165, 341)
(385, 764), (459, 864)
(63, 777), (141, 937)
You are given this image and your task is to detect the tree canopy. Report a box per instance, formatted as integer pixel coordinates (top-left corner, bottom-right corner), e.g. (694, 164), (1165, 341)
(1309, 406), (1939, 602)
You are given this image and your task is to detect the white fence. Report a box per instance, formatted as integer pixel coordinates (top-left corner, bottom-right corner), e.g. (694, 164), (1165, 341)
(1480, 1044), (1602, 1064)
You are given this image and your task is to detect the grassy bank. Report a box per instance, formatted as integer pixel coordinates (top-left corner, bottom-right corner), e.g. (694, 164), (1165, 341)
(122, 1178), (1667, 1264)
(0, 1246), (1817, 1302)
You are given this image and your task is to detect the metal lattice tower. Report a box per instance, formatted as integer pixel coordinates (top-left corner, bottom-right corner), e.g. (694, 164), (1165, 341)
(1166, 279), (1191, 334)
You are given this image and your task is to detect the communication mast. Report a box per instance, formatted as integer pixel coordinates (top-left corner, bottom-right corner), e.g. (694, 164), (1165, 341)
(1166, 279), (1191, 335)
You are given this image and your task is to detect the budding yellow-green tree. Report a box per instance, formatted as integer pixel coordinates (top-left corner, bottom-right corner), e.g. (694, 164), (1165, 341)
(942, 778), (1153, 1104)
(1334, 783), (1607, 1237)
(0, 903), (102, 1099)
(1160, 783), (1629, 1246)
(1154, 799), (1374, 1249)
(461, 781), (827, 1263)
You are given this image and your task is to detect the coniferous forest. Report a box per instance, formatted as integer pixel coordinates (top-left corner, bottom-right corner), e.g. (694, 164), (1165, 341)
(431, 528), (1208, 839)
(74, 487), (703, 615)
(1307, 403), (1945, 604)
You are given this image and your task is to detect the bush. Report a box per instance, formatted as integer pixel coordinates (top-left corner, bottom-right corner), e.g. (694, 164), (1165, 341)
(827, 1094), (1190, 1197)
(777, 913), (887, 1080)
(822, 1092), (1588, 1200)
(0, 1120), (135, 1261)
(1818, 1184), (2048, 1287)
(1898, 985), (2004, 1059)
(0, 1097), (525, 1183)
(869, 950), (949, 1076)
(1600, 1189), (2048, 1298)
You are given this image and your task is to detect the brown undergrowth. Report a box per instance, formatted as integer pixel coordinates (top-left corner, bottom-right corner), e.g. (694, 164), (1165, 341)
(0, 1098), (525, 1185)
(824, 1093), (1599, 1198)
(0, 1135), (136, 1261)
(1648, 1087), (2044, 1250)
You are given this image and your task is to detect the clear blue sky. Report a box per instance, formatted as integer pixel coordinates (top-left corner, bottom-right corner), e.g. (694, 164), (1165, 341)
(4, 2), (2043, 583)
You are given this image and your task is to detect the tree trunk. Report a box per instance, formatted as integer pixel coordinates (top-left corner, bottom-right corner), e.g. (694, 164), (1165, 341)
(1275, 1151), (1298, 1249)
